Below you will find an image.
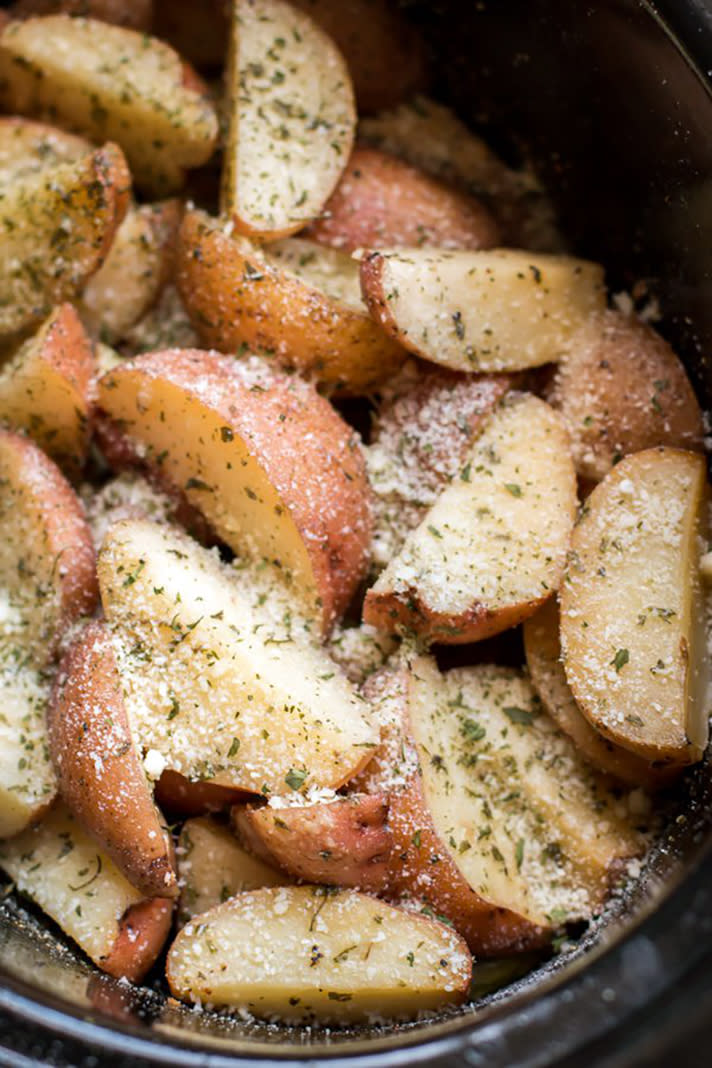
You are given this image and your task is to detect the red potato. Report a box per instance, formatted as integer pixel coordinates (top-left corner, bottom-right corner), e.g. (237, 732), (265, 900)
(233, 795), (393, 891)
(176, 210), (406, 394)
(0, 303), (94, 474)
(49, 621), (178, 899)
(0, 428), (97, 664)
(96, 349), (372, 634)
(305, 146), (500, 253)
(0, 116), (90, 180)
(0, 803), (172, 982)
(155, 771), (247, 818)
(290, 0), (429, 115)
(549, 309), (705, 481)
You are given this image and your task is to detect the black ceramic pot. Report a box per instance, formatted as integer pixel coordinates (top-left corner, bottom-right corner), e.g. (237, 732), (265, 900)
(1, 1), (711, 1064)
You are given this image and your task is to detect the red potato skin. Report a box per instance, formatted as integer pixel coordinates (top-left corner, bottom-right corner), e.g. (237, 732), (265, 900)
(93, 142), (132, 258)
(232, 794), (393, 891)
(96, 349), (373, 632)
(49, 621), (178, 899)
(100, 896), (173, 982)
(155, 770), (249, 818)
(305, 146), (500, 253)
(360, 250), (413, 351)
(0, 429), (98, 653)
(363, 585), (549, 645)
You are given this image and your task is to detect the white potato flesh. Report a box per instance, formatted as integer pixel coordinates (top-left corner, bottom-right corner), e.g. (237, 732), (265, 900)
(178, 818), (287, 925)
(0, 16), (218, 193)
(167, 886), (471, 1023)
(0, 803), (148, 963)
(360, 248), (605, 372)
(561, 447), (709, 766)
(223, 0), (355, 238)
(262, 237), (364, 310)
(0, 664), (55, 839)
(0, 117), (90, 182)
(98, 520), (377, 795)
(408, 657), (645, 927)
(365, 394), (577, 641)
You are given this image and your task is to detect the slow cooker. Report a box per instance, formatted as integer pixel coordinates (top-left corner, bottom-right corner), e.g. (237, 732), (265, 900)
(1, 0), (711, 1064)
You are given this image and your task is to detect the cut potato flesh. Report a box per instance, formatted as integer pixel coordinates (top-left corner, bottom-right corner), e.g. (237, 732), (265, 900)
(364, 393), (577, 643)
(178, 818), (287, 926)
(359, 248), (606, 373)
(0, 116), (90, 182)
(96, 349), (372, 632)
(98, 519), (378, 795)
(79, 200), (181, 344)
(366, 362), (511, 567)
(0, 15), (218, 194)
(524, 598), (678, 789)
(0, 660), (55, 839)
(0, 142), (129, 338)
(222, 0), (355, 238)
(0, 802), (172, 980)
(0, 303), (94, 473)
(0, 429), (97, 666)
(176, 211), (406, 394)
(406, 656), (645, 929)
(560, 447), (709, 767)
(166, 886), (471, 1023)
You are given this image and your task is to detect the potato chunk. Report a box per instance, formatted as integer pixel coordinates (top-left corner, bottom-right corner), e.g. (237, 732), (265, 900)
(0, 116), (90, 181)
(549, 310), (704, 481)
(222, 0), (355, 238)
(166, 886), (471, 1023)
(0, 663), (55, 839)
(0, 15), (218, 193)
(178, 818), (287, 926)
(364, 393), (577, 643)
(176, 211), (406, 394)
(560, 447), (709, 768)
(524, 598), (678, 789)
(96, 349), (372, 632)
(0, 803), (172, 980)
(360, 248), (606, 373)
(0, 303), (94, 473)
(98, 520), (378, 796)
(0, 142), (129, 338)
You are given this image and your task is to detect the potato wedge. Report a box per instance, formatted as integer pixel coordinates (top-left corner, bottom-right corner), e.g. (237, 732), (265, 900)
(0, 142), (129, 338)
(364, 393), (577, 644)
(0, 16), (218, 194)
(0, 303), (94, 473)
(155, 772), (247, 818)
(98, 519), (378, 795)
(549, 310), (705, 481)
(10, 0), (153, 30)
(0, 429), (97, 665)
(233, 794), (392, 891)
(359, 96), (564, 252)
(0, 662), (55, 839)
(96, 349), (372, 632)
(381, 655), (646, 951)
(79, 200), (181, 344)
(524, 598), (678, 790)
(0, 803), (172, 980)
(290, 0), (428, 115)
(560, 447), (709, 768)
(222, 0), (355, 239)
(49, 620), (178, 899)
(0, 116), (90, 182)
(305, 146), (500, 253)
(178, 817), (287, 926)
(167, 886), (471, 1023)
(176, 210), (406, 394)
(366, 361), (511, 567)
(360, 249), (606, 373)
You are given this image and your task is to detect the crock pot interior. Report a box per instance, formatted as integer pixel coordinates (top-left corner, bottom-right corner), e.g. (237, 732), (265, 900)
(1, 1), (711, 1064)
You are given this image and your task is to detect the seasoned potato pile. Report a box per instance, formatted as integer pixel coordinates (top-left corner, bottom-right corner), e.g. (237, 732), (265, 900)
(0, 0), (707, 1030)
